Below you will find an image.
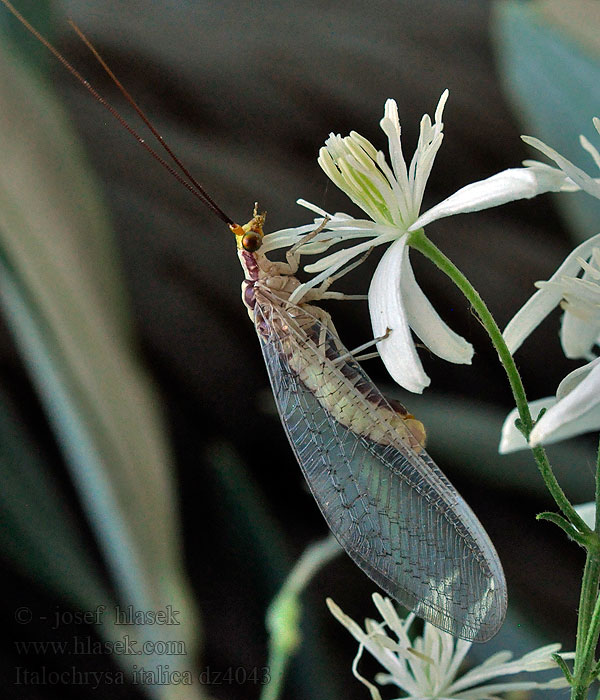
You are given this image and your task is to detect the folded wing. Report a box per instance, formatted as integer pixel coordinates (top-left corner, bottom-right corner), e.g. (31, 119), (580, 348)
(255, 298), (507, 642)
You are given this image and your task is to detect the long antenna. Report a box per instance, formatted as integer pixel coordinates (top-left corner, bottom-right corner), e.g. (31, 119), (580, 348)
(67, 19), (236, 226)
(0, 0), (236, 227)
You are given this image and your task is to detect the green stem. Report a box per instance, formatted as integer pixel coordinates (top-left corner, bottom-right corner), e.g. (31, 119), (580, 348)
(572, 555), (600, 700)
(574, 439), (600, 698)
(408, 229), (587, 532)
(261, 536), (342, 700)
(595, 435), (600, 535)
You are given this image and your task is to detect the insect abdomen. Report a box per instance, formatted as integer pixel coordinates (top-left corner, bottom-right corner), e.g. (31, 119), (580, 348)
(289, 327), (426, 449)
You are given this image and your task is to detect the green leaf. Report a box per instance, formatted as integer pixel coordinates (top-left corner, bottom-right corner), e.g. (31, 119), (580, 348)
(536, 511), (588, 545)
(0, 384), (111, 610)
(493, 0), (600, 242)
(0, 30), (203, 699)
(552, 652), (573, 684)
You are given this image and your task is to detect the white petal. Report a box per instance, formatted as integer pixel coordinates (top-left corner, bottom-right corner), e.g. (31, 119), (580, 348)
(449, 644), (564, 693)
(410, 131), (444, 218)
(372, 594), (411, 639)
(580, 133), (600, 172)
(296, 198), (330, 217)
(410, 167), (570, 231)
(304, 229), (397, 274)
(530, 404), (600, 446)
(368, 236), (430, 393)
(530, 361), (600, 446)
(400, 249), (473, 363)
(521, 159), (581, 189)
(451, 678), (570, 699)
(502, 287), (564, 356)
(498, 398), (556, 454)
(434, 89), (450, 124)
(522, 135), (600, 199)
(555, 356), (600, 399)
(326, 598), (390, 666)
(261, 223), (322, 252)
(380, 98), (409, 193)
(560, 308), (599, 360)
(409, 98), (446, 216)
(559, 257), (600, 360)
(289, 245), (368, 304)
(503, 232), (600, 354)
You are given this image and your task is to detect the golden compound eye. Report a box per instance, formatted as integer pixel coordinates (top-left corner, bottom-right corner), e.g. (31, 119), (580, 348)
(242, 232), (262, 252)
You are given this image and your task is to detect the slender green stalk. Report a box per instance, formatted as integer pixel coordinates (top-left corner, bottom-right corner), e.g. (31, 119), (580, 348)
(572, 555), (600, 700)
(408, 229), (587, 531)
(261, 536), (342, 700)
(573, 439), (600, 698)
(596, 436), (600, 535)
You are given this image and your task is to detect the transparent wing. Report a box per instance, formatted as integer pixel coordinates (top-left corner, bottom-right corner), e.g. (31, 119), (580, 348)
(254, 297), (507, 642)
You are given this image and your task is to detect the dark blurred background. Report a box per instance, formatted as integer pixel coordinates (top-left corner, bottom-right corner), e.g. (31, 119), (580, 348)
(1, 0), (599, 698)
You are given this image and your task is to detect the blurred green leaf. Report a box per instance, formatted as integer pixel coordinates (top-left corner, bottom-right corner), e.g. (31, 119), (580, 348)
(0, 0), (53, 70)
(0, 383), (111, 610)
(206, 442), (346, 700)
(493, 0), (600, 242)
(0, 28), (202, 699)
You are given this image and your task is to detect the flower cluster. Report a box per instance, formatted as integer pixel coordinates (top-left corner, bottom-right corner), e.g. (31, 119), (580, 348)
(501, 120), (600, 450)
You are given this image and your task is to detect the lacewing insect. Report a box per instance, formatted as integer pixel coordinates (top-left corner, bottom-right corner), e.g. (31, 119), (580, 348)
(1, 0), (507, 642)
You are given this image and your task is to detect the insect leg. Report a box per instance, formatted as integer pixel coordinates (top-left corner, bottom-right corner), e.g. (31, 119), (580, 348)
(316, 291), (368, 301)
(287, 216), (331, 259)
(350, 351), (380, 362)
(278, 217), (332, 274)
(333, 328), (391, 365)
(304, 247), (373, 302)
(266, 217), (332, 276)
(301, 303), (342, 360)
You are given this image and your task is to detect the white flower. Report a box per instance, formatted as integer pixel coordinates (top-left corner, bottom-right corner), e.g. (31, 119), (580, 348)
(504, 117), (600, 361)
(500, 227), (600, 449)
(504, 233), (600, 360)
(499, 120), (600, 449)
(328, 593), (571, 700)
(500, 357), (600, 451)
(265, 92), (572, 393)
